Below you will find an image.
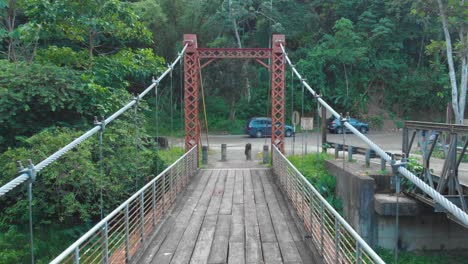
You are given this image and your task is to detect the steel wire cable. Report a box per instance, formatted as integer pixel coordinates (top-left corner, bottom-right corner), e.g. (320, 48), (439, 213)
(279, 43), (468, 227)
(0, 44), (188, 197)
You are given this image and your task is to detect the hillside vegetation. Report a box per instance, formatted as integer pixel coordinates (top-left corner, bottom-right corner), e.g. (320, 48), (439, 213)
(0, 0), (466, 262)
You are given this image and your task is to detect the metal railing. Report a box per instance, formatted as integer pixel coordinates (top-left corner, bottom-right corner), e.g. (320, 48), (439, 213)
(272, 146), (385, 264)
(50, 146), (197, 264)
(280, 43), (468, 227)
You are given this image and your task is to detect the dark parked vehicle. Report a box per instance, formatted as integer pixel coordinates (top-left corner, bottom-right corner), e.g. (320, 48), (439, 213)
(327, 117), (369, 134)
(245, 117), (295, 138)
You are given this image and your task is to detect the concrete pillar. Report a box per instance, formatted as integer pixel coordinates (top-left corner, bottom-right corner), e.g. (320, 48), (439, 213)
(221, 144), (227, 161)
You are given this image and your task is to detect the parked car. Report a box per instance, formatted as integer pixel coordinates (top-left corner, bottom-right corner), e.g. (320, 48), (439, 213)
(327, 117), (369, 134)
(245, 117), (295, 138)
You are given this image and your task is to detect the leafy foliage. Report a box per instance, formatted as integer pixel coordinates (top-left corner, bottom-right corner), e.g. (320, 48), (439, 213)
(288, 153), (342, 212)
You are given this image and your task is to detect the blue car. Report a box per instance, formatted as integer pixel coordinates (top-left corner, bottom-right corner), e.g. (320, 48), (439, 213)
(327, 117), (369, 134)
(245, 117), (295, 138)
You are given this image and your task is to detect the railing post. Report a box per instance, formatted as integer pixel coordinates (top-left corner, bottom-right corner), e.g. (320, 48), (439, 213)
(140, 192), (145, 244)
(301, 182), (305, 223)
(74, 247), (80, 264)
(348, 146), (353, 162)
(335, 218), (341, 263)
(170, 169), (174, 203)
(320, 203), (324, 257)
(365, 149), (371, 168)
(309, 187), (314, 235)
(152, 181), (156, 226)
(356, 243), (362, 264)
(125, 204), (130, 263)
(162, 174), (166, 215)
(103, 222), (109, 264)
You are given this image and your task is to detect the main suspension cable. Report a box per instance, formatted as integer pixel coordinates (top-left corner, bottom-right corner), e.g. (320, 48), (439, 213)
(279, 43), (468, 227)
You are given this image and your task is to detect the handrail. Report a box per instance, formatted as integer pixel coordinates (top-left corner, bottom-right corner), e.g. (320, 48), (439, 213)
(0, 44), (188, 197)
(50, 145), (198, 264)
(280, 43), (468, 227)
(272, 145), (385, 264)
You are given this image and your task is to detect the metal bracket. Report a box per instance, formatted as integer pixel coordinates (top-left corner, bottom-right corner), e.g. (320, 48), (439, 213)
(94, 116), (106, 132)
(18, 160), (37, 183)
(391, 154), (408, 175)
(339, 113), (349, 123)
(152, 76), (160, 85)
(134, 94), (140, 106)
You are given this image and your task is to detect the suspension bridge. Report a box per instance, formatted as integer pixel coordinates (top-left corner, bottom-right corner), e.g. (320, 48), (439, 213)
(1, 34), (468, 264)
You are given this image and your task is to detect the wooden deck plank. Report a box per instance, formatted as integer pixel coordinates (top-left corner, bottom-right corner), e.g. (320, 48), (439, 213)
(189, 215), (218, 264)
(219, 170), (235, 215)
(228, 242), (245, 264)
(139, 168), (317, 264)
(170, 170), (225, 264)
(262, 242), (283, 264)
(208, 214), (231, 264)
(252, 170), (277, 243)
(259, 171), (303, 264)
(206, 170), (227, 215)
(139, 170), (211, 263)
(229, 204), (244, 243)
(151, 170), (220, 264)
(244, 170), (263, 264)
(233, 170), (244, 204)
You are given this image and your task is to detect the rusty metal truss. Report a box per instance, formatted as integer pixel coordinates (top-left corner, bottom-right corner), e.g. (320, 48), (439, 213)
(183, 34), (286, 154)
(403, 121), (468, 217)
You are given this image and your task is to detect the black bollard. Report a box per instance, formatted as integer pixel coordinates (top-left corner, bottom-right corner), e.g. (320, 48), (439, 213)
(245, 143), (252, 160)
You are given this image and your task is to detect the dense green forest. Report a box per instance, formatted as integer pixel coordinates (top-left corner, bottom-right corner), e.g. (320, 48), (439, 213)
(0, 0), (467, 262)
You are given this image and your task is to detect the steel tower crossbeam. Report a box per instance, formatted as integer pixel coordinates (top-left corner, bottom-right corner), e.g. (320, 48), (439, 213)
(183, 34), (286, 154)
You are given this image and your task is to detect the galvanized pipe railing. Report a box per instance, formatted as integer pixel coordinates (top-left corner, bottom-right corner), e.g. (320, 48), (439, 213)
(272, 146), (385, 264)
(50, 146), (197, 264)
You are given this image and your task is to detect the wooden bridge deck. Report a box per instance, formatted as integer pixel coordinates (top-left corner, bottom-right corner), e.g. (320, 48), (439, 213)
(137, 168), (316, 264)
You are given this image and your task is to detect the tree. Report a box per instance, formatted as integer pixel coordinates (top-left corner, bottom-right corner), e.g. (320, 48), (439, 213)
(436, 0), (467, 124)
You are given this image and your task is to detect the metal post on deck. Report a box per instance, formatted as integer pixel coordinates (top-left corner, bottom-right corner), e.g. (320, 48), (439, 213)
(263, 145), (269, 164)
(365, 149), (371, 168)
(381, 158), (386, 171)
(335, 144), (341, 159)
(348, 146), (353, 162)
(221, 144), (227, 161)
(202, 146), (208, 164)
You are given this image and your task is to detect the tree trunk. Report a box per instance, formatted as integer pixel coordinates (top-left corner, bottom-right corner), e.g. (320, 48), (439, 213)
(437, 0), (462, 123)
(232, 18), (251, 102)
(6, 0), (17, 62)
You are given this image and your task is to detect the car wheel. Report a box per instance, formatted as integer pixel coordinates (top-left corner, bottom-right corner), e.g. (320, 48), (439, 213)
(285, 129), (293, 137)
(256, 130), (263, 138)
(359, 126), (368, 134)
(336, 127), (343, 134)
